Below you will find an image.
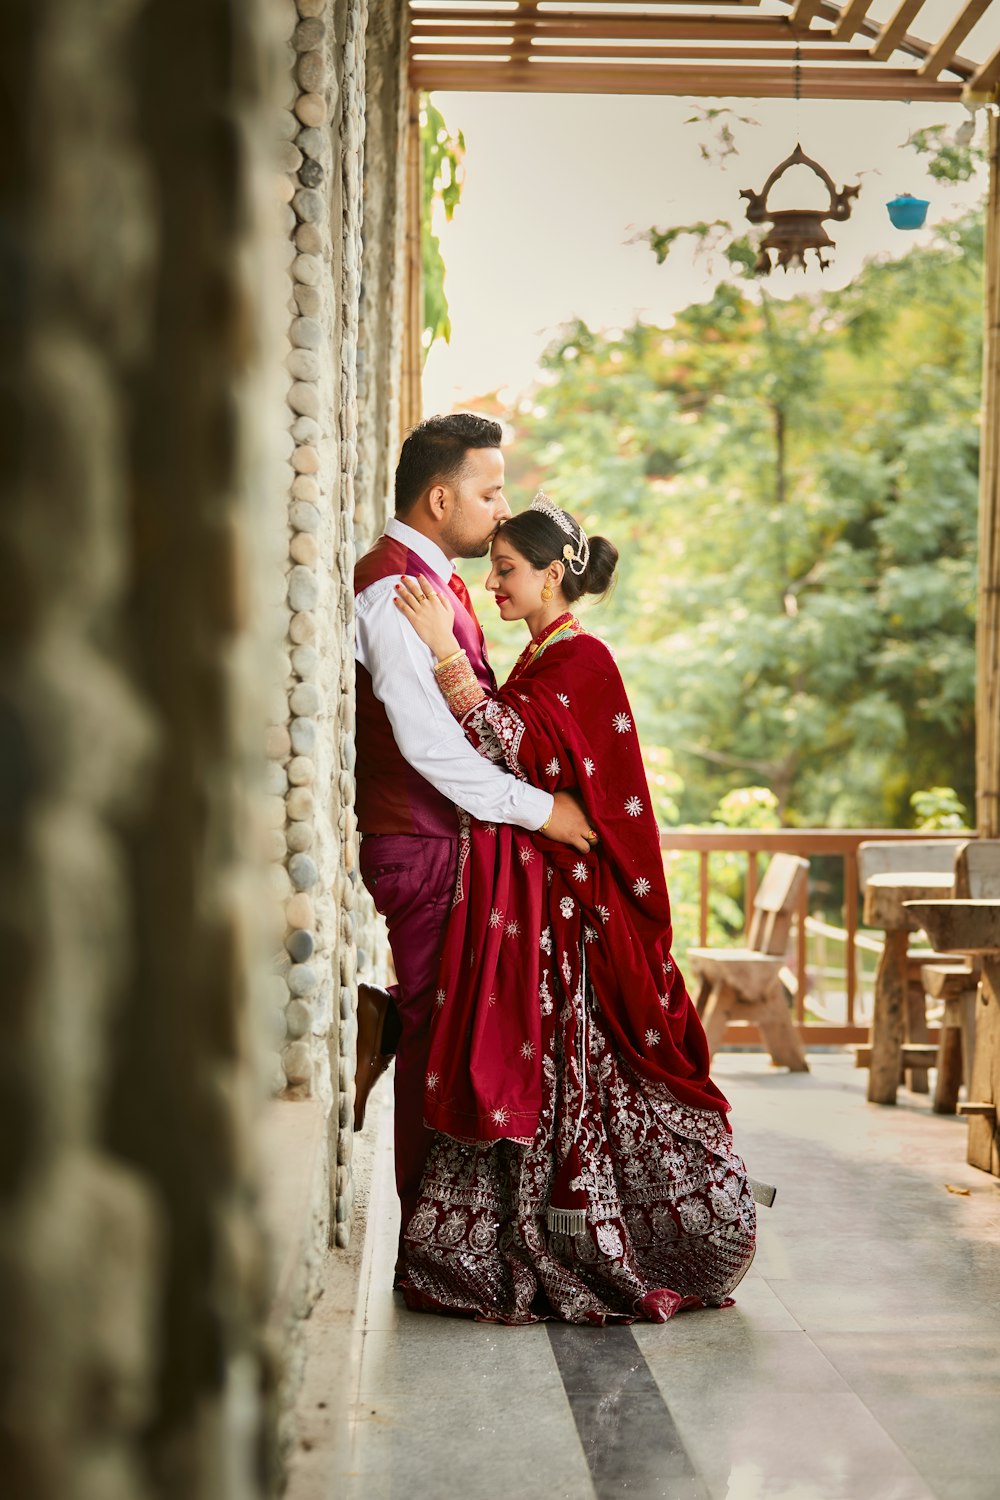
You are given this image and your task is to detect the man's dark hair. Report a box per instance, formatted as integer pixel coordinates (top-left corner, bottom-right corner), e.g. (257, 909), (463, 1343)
(394, 413), (502, 515)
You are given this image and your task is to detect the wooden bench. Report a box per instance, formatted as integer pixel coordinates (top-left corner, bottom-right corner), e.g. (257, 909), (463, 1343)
(688, 852), (809, 1072)
(922, 841), (1000, 1114)
(854, 839), (965, 1100)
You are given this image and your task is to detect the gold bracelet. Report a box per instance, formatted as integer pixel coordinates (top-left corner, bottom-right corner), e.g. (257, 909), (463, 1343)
(434, 648), (466, 671)
(539, 808), (553, 833)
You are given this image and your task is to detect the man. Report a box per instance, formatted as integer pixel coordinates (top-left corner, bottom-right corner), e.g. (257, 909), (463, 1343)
(353, 413), (594, 1243)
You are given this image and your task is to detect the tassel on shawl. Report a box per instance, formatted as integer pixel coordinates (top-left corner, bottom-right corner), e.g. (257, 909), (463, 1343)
(546, 1138), (589, 1234)
(547, 1208), (589, 1235)
(547, 939), (591, 1237)
(749, 1178), (777, 1208)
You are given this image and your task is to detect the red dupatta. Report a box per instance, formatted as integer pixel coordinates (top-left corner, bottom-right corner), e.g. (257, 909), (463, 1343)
(423, 615), (729, 1144)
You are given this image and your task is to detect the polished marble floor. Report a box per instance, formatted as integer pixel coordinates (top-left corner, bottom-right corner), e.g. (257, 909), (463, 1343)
(307, 1053), (1000, 1500)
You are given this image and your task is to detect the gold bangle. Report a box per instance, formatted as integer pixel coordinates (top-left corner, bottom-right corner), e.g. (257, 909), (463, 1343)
(434, 648), (466, 671)
(539, 809), (553, 833)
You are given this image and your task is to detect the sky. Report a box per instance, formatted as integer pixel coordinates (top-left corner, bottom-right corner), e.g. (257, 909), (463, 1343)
(421, 83), (992, 413)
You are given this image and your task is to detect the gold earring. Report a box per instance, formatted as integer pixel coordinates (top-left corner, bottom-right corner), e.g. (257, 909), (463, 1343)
(541, 582), (553, 602)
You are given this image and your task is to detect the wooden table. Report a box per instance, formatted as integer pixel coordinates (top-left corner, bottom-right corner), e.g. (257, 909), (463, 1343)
(862, 872), (954, 1105)
(905, 900), (1000, 1176)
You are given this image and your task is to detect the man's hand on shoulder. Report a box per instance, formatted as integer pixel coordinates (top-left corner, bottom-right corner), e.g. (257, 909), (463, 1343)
(544, 791), (598, 854)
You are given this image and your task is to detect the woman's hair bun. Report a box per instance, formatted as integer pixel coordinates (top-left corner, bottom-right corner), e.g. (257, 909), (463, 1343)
(580, 535), (618, 599)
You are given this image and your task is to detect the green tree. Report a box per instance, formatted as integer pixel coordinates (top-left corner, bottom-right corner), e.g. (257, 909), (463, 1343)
(493, 207), (982, 829)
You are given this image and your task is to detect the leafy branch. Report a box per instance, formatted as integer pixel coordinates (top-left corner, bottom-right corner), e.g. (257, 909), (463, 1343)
(683, 105), (760, 167)
(643, 219), (760, 278)
(421, 96), (465, 361)
(902, 118), (988, 185)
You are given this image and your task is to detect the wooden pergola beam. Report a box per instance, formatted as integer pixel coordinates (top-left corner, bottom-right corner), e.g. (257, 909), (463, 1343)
(412, 43), (875, 61)
(510, 2), (541, 67)
(401, 89), (422, 437)
(497, 0), (760, 4)
(506, 0), (760, 4)
(410, 61), (962, 98)
(831, 0), (876, 40)
(969, 37), (1000, 93)
(803, 0), (979, 76)
(412, 15), (815, 40)
(870, 0), (931, 61)
(790, 0), (826, 23)
(919, 0), (995, 76)
(410, 1), (992, 90)
(411, 0), (763, 12)
(413, 2), (987, 78)
(977, 111), (1000, 837)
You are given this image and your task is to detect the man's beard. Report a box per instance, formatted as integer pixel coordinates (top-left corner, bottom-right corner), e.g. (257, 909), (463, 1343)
(443, 525), (493, 560)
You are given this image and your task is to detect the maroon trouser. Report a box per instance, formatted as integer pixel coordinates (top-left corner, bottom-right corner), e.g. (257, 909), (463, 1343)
(359, 833), (458, 1236)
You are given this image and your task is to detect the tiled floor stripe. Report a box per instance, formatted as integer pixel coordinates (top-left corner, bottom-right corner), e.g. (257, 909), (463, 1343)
(547, 1324), (710, 1500)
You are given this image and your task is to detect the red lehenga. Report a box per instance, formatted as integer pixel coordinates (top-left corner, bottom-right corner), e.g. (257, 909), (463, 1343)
(400, 614), (756, 1324)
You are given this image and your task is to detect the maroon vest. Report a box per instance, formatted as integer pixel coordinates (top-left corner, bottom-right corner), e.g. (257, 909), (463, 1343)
(355, 534), (496, 837)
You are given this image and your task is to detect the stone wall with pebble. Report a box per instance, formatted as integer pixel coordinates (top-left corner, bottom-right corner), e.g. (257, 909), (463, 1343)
(1, 0), (408, 1492)
(273, 0), (402, 1250)
(0, 1), (294, 1494)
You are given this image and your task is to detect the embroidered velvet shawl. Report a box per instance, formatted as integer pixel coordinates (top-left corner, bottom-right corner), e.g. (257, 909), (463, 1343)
(423, 621), (729, 1143)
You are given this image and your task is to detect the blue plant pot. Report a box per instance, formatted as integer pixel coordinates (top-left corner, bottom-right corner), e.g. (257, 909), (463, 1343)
(886, 195), (929, 230)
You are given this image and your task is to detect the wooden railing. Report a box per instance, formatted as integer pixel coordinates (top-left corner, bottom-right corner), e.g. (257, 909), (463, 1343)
(660, 828), (963, 1046)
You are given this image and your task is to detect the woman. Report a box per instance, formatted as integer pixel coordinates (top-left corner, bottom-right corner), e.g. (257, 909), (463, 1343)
(391, 494), (757, 1324)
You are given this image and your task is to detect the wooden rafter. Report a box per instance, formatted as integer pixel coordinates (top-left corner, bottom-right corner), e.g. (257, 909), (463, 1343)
(401, 90), (422, 436)
(510, 2), (540, 66)
(976, 111), (1000, 836)
(408, 63), (963, 99)
(409, 0), (998, 99)
(970, 37), (1000, 93)
(411, 15), (813, 41)
(920, 0), (995, 77)
(793, 0), (980, 76)
(831, 0), (876, 40)
(790, 0), (826, 23)
(411, 43), (876, 61)
(870, 0), (931, 61)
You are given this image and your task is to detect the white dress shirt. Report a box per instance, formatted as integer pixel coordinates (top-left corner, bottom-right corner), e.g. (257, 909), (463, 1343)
(355, 517), (552, 831)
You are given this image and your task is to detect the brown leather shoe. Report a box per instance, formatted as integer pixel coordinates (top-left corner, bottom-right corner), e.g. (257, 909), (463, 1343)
(354, 982), (394, 1132)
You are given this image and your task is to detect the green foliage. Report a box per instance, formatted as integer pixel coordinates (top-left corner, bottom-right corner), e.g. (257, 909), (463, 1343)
(714, 787), (781, 830)
(421, 97), (465, 359)
(494, 206), (983, 833)
(683, 105), (760, 167)
(903, 120), (989, 184)
(910, 787), (969, 830)
(724, 236), (760, 277)
(663, 788), (781, 953)
(641, 744), (683, 826)
(643, 218), (759, 279)
(646, 220), (728, 266)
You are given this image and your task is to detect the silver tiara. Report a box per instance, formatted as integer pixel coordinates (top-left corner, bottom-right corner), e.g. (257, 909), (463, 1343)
(529, 491), (590, 577)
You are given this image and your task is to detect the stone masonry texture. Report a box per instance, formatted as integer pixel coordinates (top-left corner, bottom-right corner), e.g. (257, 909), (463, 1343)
(273, 0), (401, 1257)
(0, 0), (405, 1494)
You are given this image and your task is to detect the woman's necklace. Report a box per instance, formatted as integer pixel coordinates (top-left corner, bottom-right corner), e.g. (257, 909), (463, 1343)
(510, 612), (580, 681)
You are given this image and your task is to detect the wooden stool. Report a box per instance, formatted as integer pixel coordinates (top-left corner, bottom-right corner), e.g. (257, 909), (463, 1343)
(906, 896), (1000, 1177)
(921, 961), (978, 1114)
(858, 869), (954, 1104)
